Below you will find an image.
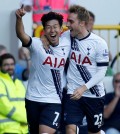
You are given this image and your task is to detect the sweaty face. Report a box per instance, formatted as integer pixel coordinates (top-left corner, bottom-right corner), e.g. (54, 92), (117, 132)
(44, 20), (62, 46)
(1, 58), (15, 76)
(66, 13), (81, 38)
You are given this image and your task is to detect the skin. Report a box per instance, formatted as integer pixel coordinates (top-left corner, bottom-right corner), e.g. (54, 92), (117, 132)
(44, 20), (62, 46)
(1, 58), (15, 76)
(66, 12), (101, 134)
(66, 12), (88, 100)
(16, 5), (62, 47)
(66, 13), (89, 39)
(104, 73), (120, 118)
(16, 5), (63, 134)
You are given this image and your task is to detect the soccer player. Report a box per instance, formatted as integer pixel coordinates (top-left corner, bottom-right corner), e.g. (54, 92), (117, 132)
(62, 5), (109, 134)
(15, 5), (70, 134)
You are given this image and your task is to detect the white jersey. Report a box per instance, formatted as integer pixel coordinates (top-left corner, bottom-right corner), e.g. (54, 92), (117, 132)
(26, 36), (70, 103)
(63, 31), (109, 98)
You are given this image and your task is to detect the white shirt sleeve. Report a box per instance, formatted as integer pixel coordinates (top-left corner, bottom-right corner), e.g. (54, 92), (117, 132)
(85, 66), (107, 89)
(85, 38), (109, 89)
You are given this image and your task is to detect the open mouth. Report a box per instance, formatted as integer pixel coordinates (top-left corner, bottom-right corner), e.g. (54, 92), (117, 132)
(50, 35), (57, 38)
(50, 34), (57, 41)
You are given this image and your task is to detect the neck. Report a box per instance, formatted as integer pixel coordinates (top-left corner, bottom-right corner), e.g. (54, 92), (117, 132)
(76, 29), (89, 39)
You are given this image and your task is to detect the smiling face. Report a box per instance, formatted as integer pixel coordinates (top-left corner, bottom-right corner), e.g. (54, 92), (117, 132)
(66, 13), (82, 38)
(1, 58), (15, 76)
(67, 5), (90, 38)
(44, 20), (62, 46)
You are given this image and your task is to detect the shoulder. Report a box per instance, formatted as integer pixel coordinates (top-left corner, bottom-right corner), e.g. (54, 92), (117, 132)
(31, 37), (44, 49)
(32, 37), (42, 44)
(61, 30), (71, 40)
(90, 33), (107, 46)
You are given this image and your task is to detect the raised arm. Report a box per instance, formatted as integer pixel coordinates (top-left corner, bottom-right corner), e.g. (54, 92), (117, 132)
(16, 5), (30, 45)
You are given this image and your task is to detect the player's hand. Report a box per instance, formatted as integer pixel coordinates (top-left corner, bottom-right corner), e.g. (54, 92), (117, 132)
(41, 35), (50, 50)
(22, 48), (30, 61)
(16, 5), (26, 19)
(70, 85), (87, 100)
(24, 5), (32, 12)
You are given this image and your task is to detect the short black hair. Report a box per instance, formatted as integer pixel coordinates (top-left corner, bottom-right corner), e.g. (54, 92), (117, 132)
(0, 53), (16, 67)
(41, 12), (63, 28)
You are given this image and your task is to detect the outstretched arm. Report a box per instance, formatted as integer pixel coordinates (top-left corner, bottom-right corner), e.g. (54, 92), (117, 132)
(16, 5), (30, 45)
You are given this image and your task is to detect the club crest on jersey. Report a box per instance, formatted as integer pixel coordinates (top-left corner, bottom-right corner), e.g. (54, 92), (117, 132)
(70, 52), (92, 65)
(61, 48), (65, 55)
(43, 56), (65, 68)
(87, 47), (91, 55)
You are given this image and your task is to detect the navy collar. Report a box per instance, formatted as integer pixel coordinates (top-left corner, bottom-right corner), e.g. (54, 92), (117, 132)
(75, 32), (91, 41)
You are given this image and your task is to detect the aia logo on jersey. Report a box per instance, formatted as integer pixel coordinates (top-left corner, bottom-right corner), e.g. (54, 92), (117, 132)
(70, 52), (92, 65)
(43, 56), (65, 68)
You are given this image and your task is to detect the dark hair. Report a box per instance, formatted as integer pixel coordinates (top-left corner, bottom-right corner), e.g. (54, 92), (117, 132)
(68, 5), (89, 24)
(41, 12), (63, 28)
(88, 11), (95, 21)
(0, 53), (16, 67)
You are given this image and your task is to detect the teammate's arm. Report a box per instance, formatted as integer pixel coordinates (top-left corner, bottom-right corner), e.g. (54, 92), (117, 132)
(16, 5), (30, 46)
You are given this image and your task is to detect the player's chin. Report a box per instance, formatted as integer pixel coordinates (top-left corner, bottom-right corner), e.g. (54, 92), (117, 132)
(47, 35), (59, 46)
(50, 39), (59, 47)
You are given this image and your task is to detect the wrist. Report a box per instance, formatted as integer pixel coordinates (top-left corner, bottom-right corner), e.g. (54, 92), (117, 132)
(82, 85), (87, 91)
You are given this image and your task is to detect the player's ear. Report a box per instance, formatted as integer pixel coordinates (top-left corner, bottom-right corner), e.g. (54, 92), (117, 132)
(80, 21), (86, 27)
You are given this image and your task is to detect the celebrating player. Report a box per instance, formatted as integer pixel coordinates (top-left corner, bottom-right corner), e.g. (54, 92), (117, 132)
(62, 5), (109, 134)
(15, 5), (70, 134)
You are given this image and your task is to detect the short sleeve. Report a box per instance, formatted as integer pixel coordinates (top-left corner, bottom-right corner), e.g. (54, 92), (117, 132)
(96, 39), (109, 67)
